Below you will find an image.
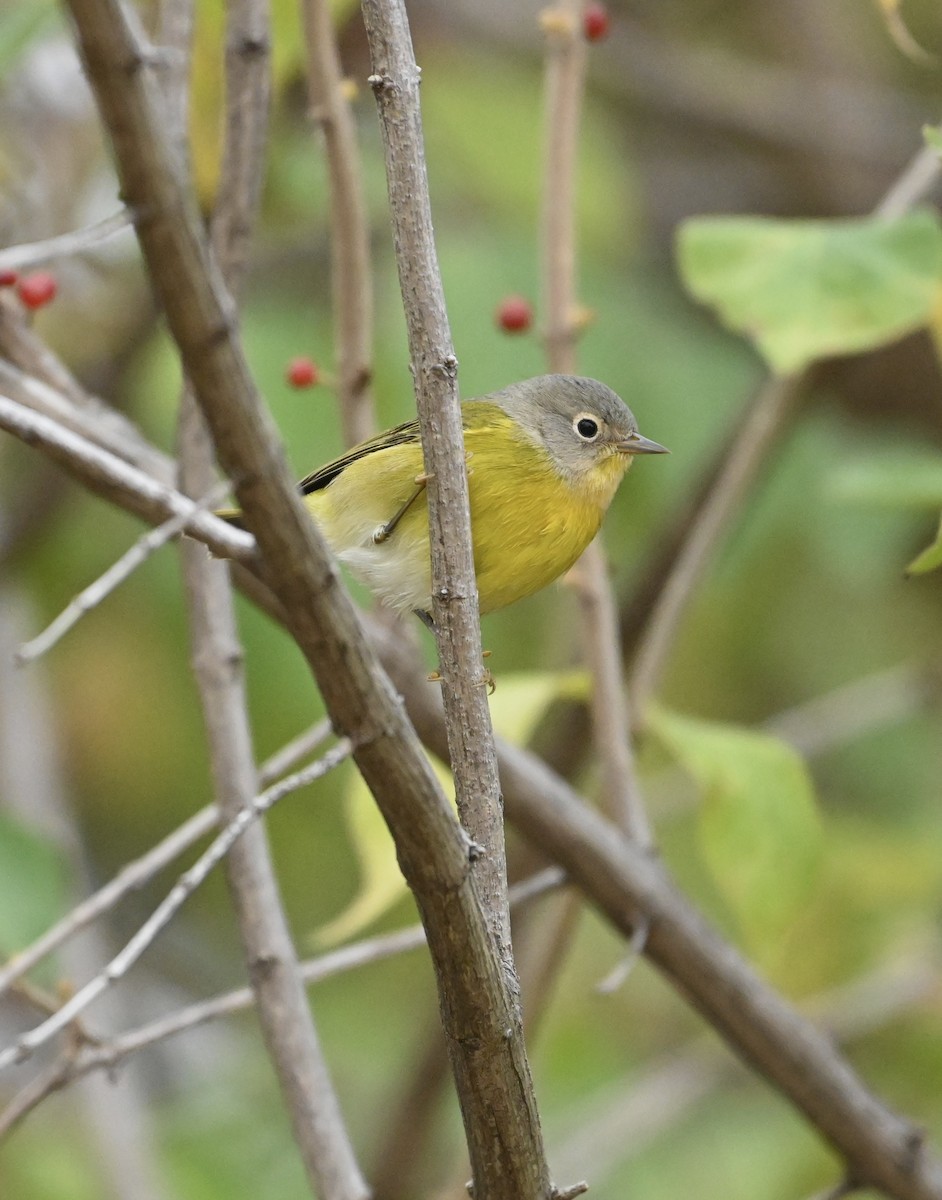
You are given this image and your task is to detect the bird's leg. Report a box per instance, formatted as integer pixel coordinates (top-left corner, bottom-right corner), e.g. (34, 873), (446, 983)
(371, 473), (432, 544)
(426, 648), (496, 693)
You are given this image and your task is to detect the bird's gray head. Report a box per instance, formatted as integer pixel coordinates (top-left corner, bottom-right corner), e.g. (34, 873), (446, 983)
(488, 375), (667, 480)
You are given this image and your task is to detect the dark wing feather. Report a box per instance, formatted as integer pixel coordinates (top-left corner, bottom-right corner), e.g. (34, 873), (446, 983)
(298, 418), (422, 495)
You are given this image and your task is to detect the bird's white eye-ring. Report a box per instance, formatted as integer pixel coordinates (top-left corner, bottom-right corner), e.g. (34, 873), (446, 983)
(573, 414), (600, 441)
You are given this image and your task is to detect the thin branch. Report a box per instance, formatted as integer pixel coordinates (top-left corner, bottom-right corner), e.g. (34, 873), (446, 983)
(0, 719), (332, 998)
(301, 0), (376, 447)
(15, 481), (228, 664)
(540, 3), (585, 375)
(541, 0), (650, 847)
(0, 210), (132, 275)
(0, 334), (174, 483)
(0, 741), (353, 1073)
(627, 372), (804, 715)
(361, 0), (509, 940)
(0, 868), (565, 1140)
(765, 660), (942, 756)
(0, 391), (256, 564)
(0, 806), (217, 998)
(537, 1), (652, 1027)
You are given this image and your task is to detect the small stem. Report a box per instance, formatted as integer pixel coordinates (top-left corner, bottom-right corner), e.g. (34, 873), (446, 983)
(301, 0), (376, 447)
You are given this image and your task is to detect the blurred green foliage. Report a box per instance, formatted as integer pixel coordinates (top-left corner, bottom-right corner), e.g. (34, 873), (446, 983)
(1, 1), (942, 1199)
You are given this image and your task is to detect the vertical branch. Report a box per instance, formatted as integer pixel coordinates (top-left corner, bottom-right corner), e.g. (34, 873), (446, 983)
(301, 0), (376, 447)
(174, 3), (368, 1195)
(540, 6), (585, 377)
(540, 1), (651, 844)
(359, 0), (509, 948)
(360, 2), (554, 1195)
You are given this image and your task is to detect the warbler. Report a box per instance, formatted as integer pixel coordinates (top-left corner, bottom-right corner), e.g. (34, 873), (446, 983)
(229, 375), (667, 625)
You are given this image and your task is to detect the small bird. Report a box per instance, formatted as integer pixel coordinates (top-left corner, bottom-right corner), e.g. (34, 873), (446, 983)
(229, 375), (667, 626)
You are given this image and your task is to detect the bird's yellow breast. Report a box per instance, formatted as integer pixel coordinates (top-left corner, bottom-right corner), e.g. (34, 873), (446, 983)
(305, 406), (630, 615)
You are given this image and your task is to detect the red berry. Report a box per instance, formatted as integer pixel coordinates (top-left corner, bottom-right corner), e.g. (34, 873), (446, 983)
(496, 295), (533, 335)
(285, 356), (319, 389)
(17, 271), (58, 310)
(583, 1), (610, 41)
(0, 269), (18, 288)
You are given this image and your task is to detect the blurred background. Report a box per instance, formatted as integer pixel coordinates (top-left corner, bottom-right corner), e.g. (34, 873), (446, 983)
(0, 0), (941, 1197)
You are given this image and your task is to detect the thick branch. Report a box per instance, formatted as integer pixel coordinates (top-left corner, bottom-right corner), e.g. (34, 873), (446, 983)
(62, 4), (551, 1196)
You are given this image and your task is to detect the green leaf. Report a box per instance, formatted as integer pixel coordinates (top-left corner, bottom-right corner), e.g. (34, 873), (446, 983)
(907, 513), (942, 574)
(828, 452), (942, 509)
(488, 670), (589, 746)
(0, 813), (68, 956)
(649, 707), (822, 943)
(314, 758), (454, 946)
(676, 210), (942, 374)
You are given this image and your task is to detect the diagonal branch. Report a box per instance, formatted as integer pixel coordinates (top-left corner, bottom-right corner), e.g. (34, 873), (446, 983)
(172, 0), (369, 1192)
(62, 3), (554, 1196)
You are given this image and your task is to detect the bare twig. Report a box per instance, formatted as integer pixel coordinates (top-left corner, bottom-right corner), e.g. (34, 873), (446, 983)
(538, 0), (652, 1023)
(540, 3), (585, 375)
(172, 0), (369, 1190)
(0, 341), (173, 483)
(154, 0), (195, 168)
(0, 868), (565, 1139)
(764, 660), (941, 756)
(0, 587), (170, 1200)
(15, 481), (228, 664)
(0, 391), (256, 564)
(8, 352), (942, 1197)
(0, 719), (331, 998)
(541, 0), (650, 846)
(0, 210), (132, 275)
(0, 806), (218, 998)
(301, 0), (376, 447)
(362, 0), (509, 939)
(0, 741), (353, 1073)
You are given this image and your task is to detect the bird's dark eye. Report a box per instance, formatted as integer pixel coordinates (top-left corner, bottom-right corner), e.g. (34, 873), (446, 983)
(574, 415), (600, 441)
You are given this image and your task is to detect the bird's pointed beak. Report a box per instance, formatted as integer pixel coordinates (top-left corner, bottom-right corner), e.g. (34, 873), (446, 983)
(618, 432), (670, 456)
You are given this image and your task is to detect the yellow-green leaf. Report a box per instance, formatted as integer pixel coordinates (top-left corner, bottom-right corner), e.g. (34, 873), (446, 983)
(677, 210), (942, 374)
(907, 513), (942, 574)
(649, 707), (823, 944)
(314, 757), (454, 946)
(488, 670), (589, 747)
